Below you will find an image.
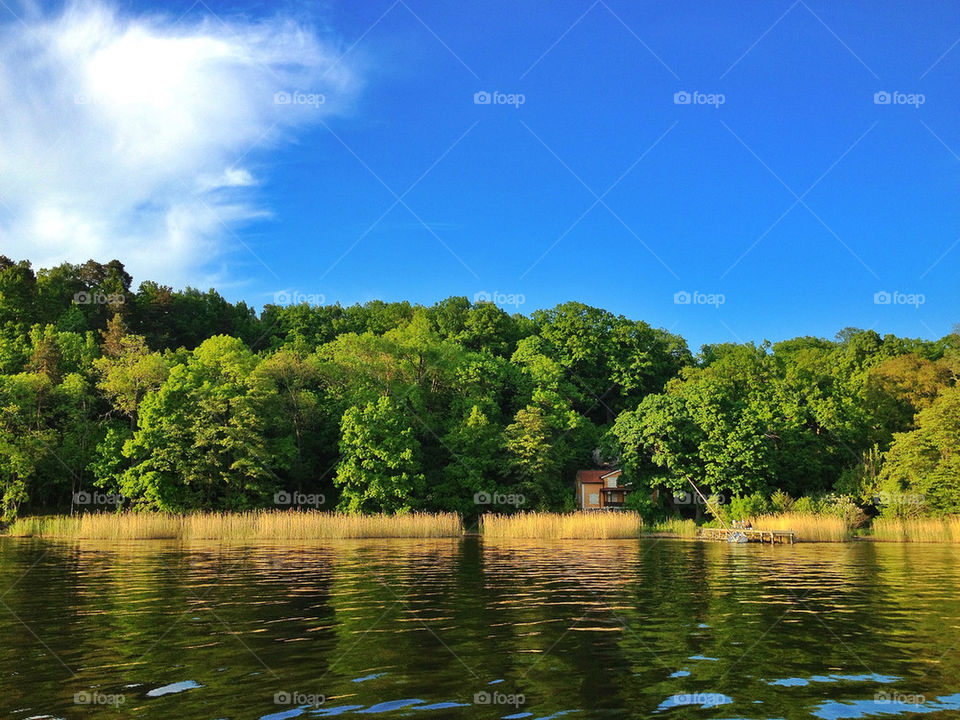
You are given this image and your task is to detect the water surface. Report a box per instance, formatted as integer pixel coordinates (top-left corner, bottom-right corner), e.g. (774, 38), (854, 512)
(2, 538), (959, 719)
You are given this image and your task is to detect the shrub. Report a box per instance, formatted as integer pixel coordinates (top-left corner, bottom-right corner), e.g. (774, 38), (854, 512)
(769, 490), (795, 513)
(727, 492), (770, 521)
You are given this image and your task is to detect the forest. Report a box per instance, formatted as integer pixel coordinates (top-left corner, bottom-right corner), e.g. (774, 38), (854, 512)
(1, 255), (958, 524)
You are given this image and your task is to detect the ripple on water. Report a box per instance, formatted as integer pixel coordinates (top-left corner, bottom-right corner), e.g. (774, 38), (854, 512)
(768, 673), (900, 687)
(354, 699), (425, 713)
(351, 672), (385, 683)
(145, 680), (202, 697)
(812, 692), (960, 719)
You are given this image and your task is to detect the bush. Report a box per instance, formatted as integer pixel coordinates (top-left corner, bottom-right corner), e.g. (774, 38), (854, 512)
(727, 492), (770, 521)
(792, 495), (822, 514)
(770, 490), (795, 513)
(624, 491), (660, 524)
(786, 493), (869, 528)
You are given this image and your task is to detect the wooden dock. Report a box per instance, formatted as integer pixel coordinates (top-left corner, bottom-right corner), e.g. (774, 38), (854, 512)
(698, 527), (795, 544)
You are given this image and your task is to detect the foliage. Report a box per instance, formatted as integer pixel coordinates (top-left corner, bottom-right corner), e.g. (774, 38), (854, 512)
(879, 386), (960, 515)
(1, 255), (959, 525)
(335, 395), (425, 513)
(118, 336), (276, 511)
(726, 492), (770, 521)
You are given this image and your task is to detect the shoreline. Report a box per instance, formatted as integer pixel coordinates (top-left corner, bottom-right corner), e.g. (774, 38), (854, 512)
(6, 512), (960, 544)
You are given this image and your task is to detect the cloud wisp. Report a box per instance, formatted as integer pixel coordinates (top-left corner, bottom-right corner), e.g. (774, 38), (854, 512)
(0, 1), (361, 287)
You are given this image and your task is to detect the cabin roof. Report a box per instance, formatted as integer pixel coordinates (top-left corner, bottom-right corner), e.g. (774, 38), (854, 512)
(576, 469), (622, 484)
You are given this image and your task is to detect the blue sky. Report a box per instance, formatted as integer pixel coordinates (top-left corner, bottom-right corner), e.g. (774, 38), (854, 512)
(1, 0), (958, 350)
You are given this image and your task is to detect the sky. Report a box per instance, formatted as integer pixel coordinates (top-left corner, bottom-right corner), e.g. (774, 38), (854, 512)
(0, 0), (957, 350)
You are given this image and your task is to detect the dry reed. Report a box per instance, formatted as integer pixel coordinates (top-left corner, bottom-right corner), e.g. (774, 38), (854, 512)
(750, 512), (850, 542)
(480, 511), (641, 539)
(871, 516), (960, 543)
(6, 511), (463, 540)
(645, 517), (699, 537)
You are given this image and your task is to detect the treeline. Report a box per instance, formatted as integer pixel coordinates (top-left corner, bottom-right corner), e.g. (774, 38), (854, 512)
(0, 256), (958, 522)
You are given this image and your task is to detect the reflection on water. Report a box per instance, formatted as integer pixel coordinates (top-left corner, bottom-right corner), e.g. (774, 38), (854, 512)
(1, 538), (959, 718)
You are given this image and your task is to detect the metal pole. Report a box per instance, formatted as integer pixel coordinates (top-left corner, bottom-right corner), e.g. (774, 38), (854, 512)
(685, 477), (728, 529)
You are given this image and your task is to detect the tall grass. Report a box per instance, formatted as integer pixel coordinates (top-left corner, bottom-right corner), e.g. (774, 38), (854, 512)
(750, 512), (850, 542)
(645, 517), (699, 537)
(871, 517), (960, 543)
(6, 511), (463, 540)
(481, 511), (641, 539)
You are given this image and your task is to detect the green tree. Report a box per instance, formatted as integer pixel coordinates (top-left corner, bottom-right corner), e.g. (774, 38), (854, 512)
(120, 336), (276, 510)
(435, 405), (503, 514)
(879, 386), (960, 515)
(93, 332), (170, 427)
(335, 395), (424, 513)
(0, 373), (57, 521)
(864, 354), (953, 440)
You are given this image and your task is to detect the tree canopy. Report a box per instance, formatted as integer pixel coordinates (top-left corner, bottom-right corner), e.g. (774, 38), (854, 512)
(0, 255), (957, 521)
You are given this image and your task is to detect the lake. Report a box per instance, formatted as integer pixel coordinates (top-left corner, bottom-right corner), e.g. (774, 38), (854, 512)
(2, 538), (959, 719)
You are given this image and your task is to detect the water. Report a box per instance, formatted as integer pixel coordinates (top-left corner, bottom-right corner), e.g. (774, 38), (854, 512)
(2, 538), (960, 719)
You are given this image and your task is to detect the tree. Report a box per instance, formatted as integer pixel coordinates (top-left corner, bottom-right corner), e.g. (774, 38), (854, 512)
(532, 301), (690, 421)
(879, 387), (960, 515)
(613, 394), (702, 498)
(503, 403), (591, 510)
(435, 405), (503, 514)
(0, 373), (56, 521)
(335, 395), (424, 513)
(251, 350), (335, 496)
(93, 332), (170, 427)
(120, 336), (276, 510)
(864, 354), (953, 440)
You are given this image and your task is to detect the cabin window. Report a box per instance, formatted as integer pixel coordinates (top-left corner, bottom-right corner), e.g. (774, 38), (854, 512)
(605, 477), (617, 488)
(588, 493), (599, 505)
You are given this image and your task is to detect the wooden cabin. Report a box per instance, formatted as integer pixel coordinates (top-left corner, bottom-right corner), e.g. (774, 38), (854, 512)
(575, 469), (627, 510)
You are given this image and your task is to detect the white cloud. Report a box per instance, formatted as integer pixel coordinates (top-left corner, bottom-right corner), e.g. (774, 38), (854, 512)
(0, 1), (361, 288)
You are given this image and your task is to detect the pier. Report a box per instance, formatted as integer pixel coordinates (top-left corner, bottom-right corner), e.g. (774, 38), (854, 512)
(698, 527), (796, 544)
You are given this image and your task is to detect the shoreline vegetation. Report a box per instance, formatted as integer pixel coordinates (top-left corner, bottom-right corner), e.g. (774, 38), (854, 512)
(481, 511), (642, 539)
(7, 510), (960, 543)
(5, 511), (464, 540)
(2, 257), (960, 543)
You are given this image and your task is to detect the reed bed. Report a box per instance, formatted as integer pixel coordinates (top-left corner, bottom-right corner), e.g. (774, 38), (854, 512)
(6, 511), (463, 540)
(871, 516), (960, 543)
(645, 517), (699, 537)
(481, 511), (641, 539)
(750, 512), (850, 542)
